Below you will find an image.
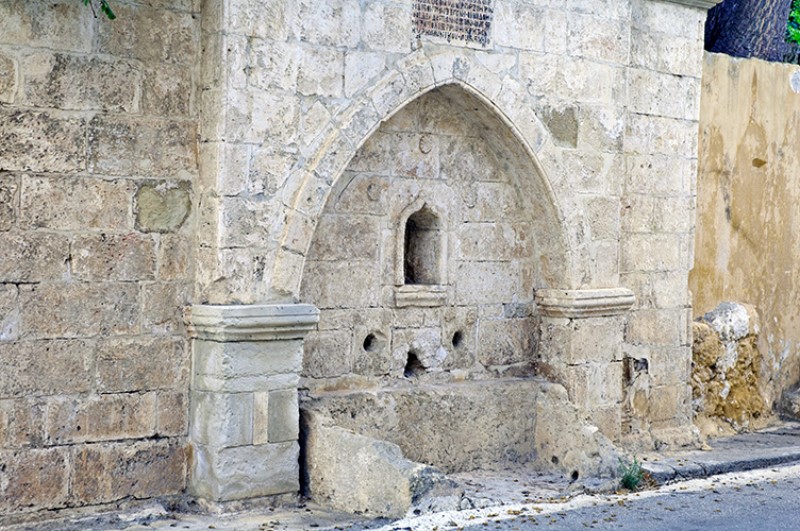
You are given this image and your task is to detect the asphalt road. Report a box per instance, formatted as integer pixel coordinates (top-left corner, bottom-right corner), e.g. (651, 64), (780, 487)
(459, 469), (800, 531)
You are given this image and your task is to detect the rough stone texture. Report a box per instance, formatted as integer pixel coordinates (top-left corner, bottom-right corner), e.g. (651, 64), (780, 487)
(692, 303), (769, 436)
(690, 53), (800, 415)
(71, 441), (187, 506)
(302, 410), (462, 518)
(304, 379), (539, 474)
(0, 0), (198, 520)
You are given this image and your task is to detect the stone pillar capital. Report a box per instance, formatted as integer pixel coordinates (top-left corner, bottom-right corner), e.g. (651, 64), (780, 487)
(185, 303), (319, 342)
(535, 288), (635, 319)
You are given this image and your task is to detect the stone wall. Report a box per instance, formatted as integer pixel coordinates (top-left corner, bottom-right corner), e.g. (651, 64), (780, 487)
(0, 0), (717, 520)
(690, 53), (800, 412)
(0, 0), (199, 521)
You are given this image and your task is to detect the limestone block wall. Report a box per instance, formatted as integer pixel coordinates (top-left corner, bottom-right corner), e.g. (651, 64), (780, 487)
(0, 0), (199, 520)
(690, 53), (800, 412)
(619, 1), (706, 447)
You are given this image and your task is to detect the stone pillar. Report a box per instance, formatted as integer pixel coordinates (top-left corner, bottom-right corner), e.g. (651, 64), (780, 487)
(536, 288), (635, 442)
(185, 303), (319, 502)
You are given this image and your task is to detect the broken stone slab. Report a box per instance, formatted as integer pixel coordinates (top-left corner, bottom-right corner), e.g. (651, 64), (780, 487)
(301, 410), (463, 518)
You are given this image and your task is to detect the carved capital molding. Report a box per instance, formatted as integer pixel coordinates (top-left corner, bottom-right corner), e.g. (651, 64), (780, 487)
(656, 0), (722, 10)
(536, 288), (636, 319)
(185, 303), (320, 342)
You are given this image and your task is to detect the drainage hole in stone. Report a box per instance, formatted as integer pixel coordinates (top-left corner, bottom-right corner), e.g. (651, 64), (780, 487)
(452, 330), (464, 348)
(551, 455), (559, 465)
(404, 350), (425, 378)
(571, 470), (579, 482)
(363, 333), (378, 352)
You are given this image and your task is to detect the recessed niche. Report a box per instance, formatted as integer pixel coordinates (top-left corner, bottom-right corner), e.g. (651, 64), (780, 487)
(404, 206), (442, 286)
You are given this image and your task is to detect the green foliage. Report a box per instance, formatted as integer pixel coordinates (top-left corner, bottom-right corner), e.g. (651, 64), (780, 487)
(81, 0), (116, 20)
(788, 0), (800, 46)
(618, 456), (645, 491)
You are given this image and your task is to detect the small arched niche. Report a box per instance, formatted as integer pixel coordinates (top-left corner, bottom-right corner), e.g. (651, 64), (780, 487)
(403, 204), (443, 286)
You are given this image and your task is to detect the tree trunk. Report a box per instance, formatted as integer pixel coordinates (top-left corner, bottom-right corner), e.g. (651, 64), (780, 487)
(705, 0), (793, 62)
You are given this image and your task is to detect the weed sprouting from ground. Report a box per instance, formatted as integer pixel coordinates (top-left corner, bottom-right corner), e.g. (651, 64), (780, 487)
(618, 456), (645, 491)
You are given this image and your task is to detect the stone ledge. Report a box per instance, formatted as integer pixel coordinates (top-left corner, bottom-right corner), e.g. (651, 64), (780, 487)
(535, 288), (635, 319)
(394, 285), (447, 308)
(185, 304), (320, 342)
(655, 0), (722, 10)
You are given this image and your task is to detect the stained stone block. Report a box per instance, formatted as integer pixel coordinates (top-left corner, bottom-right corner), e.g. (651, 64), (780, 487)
(0, 110), (85, 173)
(45, 392), (157, 445)
(20, 175), (134, 231)
(21, 52), (140, 112)
(71, 441), (186, 505)
(0, 448), (69, 512)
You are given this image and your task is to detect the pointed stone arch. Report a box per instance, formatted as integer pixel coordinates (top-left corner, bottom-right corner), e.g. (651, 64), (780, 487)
(268, 47), (586, 302)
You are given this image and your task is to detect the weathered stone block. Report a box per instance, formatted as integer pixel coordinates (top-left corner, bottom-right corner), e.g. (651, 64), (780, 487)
(45, 392), (157, 445)
(268, 388), (299, 443)
(19, 282), (139, 338)
(142, 63), (192, 116)
(297, 46), (344, 98)
(345, 50), (386, 98)
(0, 448), (68, 512)
(621, 233), (682, 273)
(0, 1), (93, 52)
(629, 68), (700, 120)
(0, 340), (92, 398)
(72, 233), (156, 281)
(301, 260), (380, 310)
(71, 441), (186, 505)
(0, 174), (18, 231)
(190, 441), (299, 501)
(0, 284), (18, 342)
(627, 113), (699, 158)
(97, 5), (198, 64)
(0, 398), (45, 448)
(568, 14), (630, 65)
(193, 339), (302, 392)
(303, 329), (353, 379)
(303, 411), (456, 518)
(21, 52), (140, 111)
(141, 281), (191, 334)
(306, 379), (540, 474)
(97, 337), (187, 393)
(0, 51), (16, 103)
(454, 261), (518, 305)
(457, 223), (518, 261)
(362, 2), (412, 53)
(227, 0), (293, 39)
(191, 391), (253, 448)
(157, 234), (191, 280)
(477, 318), (537, 368)
(134, 180), (192, 233)
(295, 0), (360, 48)
(88, 116), (196, 177)
(20, 175), (133, 231)
(625, 308), (684, 346)
(248, 39), (299, 93)
(0, 110), (85, 173)
(307, 215), (379, 261)
(0, 232), (68, 282)
(156, 391), (188, 437)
